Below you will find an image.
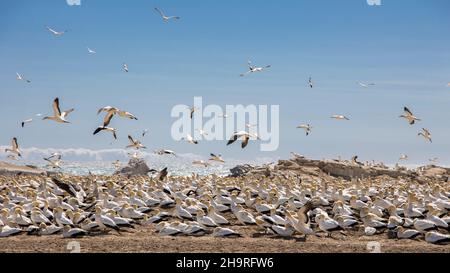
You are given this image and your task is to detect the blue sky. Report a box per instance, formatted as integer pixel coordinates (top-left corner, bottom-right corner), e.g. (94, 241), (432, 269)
(0, 0), (449, 164)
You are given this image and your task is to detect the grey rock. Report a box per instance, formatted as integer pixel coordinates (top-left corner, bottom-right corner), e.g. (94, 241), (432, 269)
(114, 158), (151, 177)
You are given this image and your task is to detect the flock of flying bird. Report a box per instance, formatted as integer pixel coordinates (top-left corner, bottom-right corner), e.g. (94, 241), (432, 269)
(2, 6), (450, 249)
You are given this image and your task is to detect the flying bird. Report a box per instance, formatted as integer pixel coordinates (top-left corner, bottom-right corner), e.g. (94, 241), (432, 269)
(118, 110), (138, 120)
(21, 119), (33, 128)
(418, 128), (432, 143)
(45, 26), (67, 37)
(157, 168), (168, 181)
(97, 106), (137, 120)
(5, 137), (21, 157)
(154, 7), (180, 22)
(399, 107), (421, 125)
(187, 106), (198, 119)
(399, 154), (408, 161)
(330, 115), (349, 121)
(192, 160), (210, 167)
(16, 73), (31, 83)
(183, 134), (198, 145)
(154, 149), (176, 156)
(123, 63), (129, 73)
(358, 82), (375, 88)
(240, 60), (271, 77)
(126, 135), (146, 150)
(209, 153), (225, 163)
(44, 154), (62, 169)
(429, 157), (439, 163)
(93, 127), (117, 139)
(51, 177), (77, 198)
(142, 129), (149, 137)
(43, 98), (74, 123)
(308, 77), (314, 88)
(297, 124), (312, 136)
(227, 131), (255, 149)
(87, 47), (96, 54)
(196, 129), (208, 137)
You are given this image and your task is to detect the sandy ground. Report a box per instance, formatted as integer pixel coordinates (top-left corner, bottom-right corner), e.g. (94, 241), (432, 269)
(1, 224), (449, 253)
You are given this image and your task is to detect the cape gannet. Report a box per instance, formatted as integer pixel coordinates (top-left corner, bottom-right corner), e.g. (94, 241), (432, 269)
(154, 149), (176, 156)
(62, 225), (87, 238)
(297, 124), (312, 136)
(45, 26), (67, 37)
(394, 226), (421, 239)
(43, 98), (74, 123)
(16, 72), (31, 83)
(209, 153), (225, 163)
(87, 47), (96, 54)
(183, 134), (198, 145)
(425, 231), (450, 245)
(240, 60), (271, 77)
(227, 131), (255, 149)
(5, 137), (21, 157)
(154, 7), (180, 22)
(308, 77), (314, 88)
(400, 107), (421, 125)
(330, 115), (349, 121)
(126, 135), (146, 150)
(418, 128), (432, 143)
(21, 119), (33, 127)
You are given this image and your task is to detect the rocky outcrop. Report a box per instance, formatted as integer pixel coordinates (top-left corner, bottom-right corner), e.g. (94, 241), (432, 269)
(230, 157), (426, 181)
(114, 158), (152, 177)
(229, 165), (254, 177)
(0, 161), (47, 176)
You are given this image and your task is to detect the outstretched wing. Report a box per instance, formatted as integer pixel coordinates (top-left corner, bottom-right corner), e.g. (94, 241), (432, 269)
(103, 111), (114, 127)
(227, 134), (238, 146)
(128, 135), (135, 145)
(154, 7), (165, 18)
(12, 137), (19, 150)
(61, 108), (74, 118)
(53, 98), (62, 116)
(241, 135), (250, 149)
(404, 107), (413, 116)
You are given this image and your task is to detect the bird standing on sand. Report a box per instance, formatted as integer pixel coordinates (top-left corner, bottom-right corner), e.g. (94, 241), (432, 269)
(209, 153), (225, 163)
